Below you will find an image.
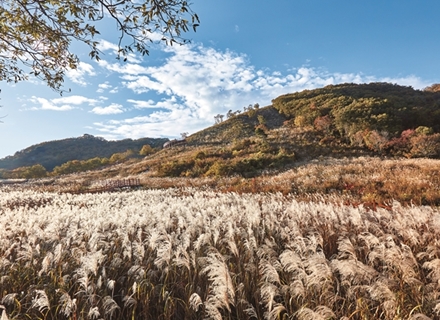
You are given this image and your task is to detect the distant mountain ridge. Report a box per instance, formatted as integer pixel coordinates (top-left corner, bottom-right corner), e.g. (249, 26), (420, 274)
(0, 134), (168, 171)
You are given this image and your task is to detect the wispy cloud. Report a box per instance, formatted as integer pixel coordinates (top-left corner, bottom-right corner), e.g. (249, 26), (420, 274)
(94, 42), (431, 139)
(96, 81), (119, 94)
(66, 62), (96, 86)
(29, 97), (74, 111)
(29, 95), (99, 111)
(97, 82), (112, 93)
(91, 103), (125, 115)
(127, 99), (158, 109)
(52, 95), (99, 105)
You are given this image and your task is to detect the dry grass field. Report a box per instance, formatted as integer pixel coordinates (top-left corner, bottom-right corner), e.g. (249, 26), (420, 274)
(1, 174), (440, 319)
(24, 156), (440, 207)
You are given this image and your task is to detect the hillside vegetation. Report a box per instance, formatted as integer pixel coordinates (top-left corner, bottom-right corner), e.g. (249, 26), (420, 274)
(124, 82), (440, 180)
(0, 134), (168, 171)
(1, 83), (440, 192)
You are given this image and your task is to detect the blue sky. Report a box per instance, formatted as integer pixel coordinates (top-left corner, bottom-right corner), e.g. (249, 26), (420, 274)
(1, 0), (440, 159)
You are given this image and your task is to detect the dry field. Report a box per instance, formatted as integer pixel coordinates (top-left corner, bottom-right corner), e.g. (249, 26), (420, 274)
(30, 156), (440, 207)
(1, 186), (440, 319)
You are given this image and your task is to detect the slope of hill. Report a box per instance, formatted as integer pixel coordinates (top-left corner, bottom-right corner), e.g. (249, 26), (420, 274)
(0, 134), (168, 171)
(2, 82), (440, 181)
(131, 83), (440, 178)
(272, 82), (440, 136)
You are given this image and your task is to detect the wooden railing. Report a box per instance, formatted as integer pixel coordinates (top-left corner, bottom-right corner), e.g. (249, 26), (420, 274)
(69, 178), (141, 194)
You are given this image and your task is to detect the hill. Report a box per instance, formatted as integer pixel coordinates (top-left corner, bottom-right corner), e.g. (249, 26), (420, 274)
(123, 82), (440, 178)
(3, 82), (440, 206)
(2, 82), (440, 183)
(0, 134), (168, 171)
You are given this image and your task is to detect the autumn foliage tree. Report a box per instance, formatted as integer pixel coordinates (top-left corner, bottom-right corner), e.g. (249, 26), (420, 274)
(0, 0), (199, 92)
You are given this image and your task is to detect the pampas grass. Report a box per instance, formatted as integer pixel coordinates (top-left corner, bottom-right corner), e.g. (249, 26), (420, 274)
(1, 186), (440, 318)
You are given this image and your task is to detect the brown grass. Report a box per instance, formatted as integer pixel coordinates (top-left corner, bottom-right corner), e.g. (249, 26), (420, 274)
(8, 156), (440, 207)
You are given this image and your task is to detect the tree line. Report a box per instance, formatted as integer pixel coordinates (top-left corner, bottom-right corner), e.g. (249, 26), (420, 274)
(0, 144), (158, 179)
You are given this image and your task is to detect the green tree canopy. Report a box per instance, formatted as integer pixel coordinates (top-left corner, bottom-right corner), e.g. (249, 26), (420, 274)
(0, 0), (199, 92)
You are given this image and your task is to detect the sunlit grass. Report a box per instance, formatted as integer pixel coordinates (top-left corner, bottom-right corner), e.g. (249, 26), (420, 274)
(1, 187), (439, 319)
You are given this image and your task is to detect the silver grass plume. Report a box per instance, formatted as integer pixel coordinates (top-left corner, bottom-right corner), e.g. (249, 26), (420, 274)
(295, 305), (336, 320)
(39, 251), (54, 276)
(87, 306), (100, 319)
(330, 258), (377, 285)
(259, 259), (281, 284)
(304, 252), (333, 289)
(264, 303), (286, 320)
(102, 295), (120, 319)
(127, 265), (146, 281)
(336, 237), (357, 260)
(399, 243), (420, 284)
(80, 250), (106, 276)
(368, 281), (395, 302)
(368, 281), (397, 320)
(123, 282), (138, 309)
(408, 314), (432, 320)
(1, 294), (17, 307)
(289, 279), (306, 301)
(279, 249), (303, 274)
(423, 259), (440, 284)
(58, 291), (77, 317)
(189, 293), (203, 312)
(123, 295), (137, 309)
(241, 300), (258, 319)
(153, 234), (173, 269)
(434, 302), (440, 316)
(201, 251), (235, 313)
(0, 305), (8, 320)
(173, 246), (191, 271)
(31, 289), (50, 313)
(260, 283), (280, 316)
(75, 268), (93, 295)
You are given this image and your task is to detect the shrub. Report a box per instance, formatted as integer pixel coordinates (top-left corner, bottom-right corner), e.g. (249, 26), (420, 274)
(363, 130), (389, 152)
(139, 144), (155, 156)
(232, 139), (252, 152)
(314, 115), (332, 133)
(157, 160), (195, 177)
(294, 115), (307, 127)
(415, 126), (434, 136)
(255, 126), (267, 138)
(194, 151), (206, 160)
(205, 161), (233, 176)
(409, 133), (440, 158)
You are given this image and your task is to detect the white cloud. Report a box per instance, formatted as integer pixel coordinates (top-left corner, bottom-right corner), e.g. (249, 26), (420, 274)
(91, 103), (125, 115)
(127, 99), (157, 109)
(98, 60), (149, 75)
(98, 82), (112, 89)
(29, 97), (74, 111)
(97, 81), (114, 93)
(52, 95), (99, 105)
(109, 87), (119, 93)
(97, 39), (119, 53)
(94, 43), (431, 140)
(66, 62), (96, 86)
(94, 108), (204, 139)
(29, 94), (99, 111)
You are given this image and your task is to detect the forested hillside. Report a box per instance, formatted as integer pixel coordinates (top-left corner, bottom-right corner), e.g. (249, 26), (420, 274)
(272, 82), (440, 157)
(0, 134), (168, 171)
